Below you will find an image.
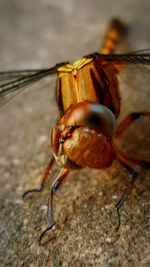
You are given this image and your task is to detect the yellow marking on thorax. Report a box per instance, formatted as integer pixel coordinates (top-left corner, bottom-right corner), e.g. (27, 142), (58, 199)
(57, 58), (94, 105)
(57, 58), (93, 73)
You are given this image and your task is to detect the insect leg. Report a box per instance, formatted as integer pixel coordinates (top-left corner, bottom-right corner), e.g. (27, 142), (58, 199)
(114, 112), (150, 168)
(116, 112), (150, 137)
(115, 166), (138, 230)
(112, 108), (150, 228)
(114, 150), (138, 229)
(116, 154), (150, 169)
(39, 167), (70, 245)
(22, 157), (55, 199)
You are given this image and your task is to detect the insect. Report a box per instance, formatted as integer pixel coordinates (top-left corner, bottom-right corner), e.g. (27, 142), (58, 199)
(0, 19), (150, 244)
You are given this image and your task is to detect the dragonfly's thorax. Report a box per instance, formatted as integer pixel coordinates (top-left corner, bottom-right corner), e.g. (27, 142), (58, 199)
(51, 102), (116, 169)
(56, 57), (120, 118)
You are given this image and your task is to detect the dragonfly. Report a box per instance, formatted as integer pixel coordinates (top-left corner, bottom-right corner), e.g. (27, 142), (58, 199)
(0, 19), (150, 244)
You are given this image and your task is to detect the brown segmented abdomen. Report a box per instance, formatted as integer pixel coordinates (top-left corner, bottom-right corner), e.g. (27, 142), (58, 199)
(56, 58), (120, 118)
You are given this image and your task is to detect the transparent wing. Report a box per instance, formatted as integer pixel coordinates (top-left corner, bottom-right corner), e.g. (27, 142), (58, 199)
(0, 66), (58, 107)
(104, 50), (150, 64)
(85, 49), (150, 64)
(0, 69), (47, 81)
(119, 61), (150, 94)
(106, 50), (150, 94)
(84, 49), (150, 96)
(1, 50), (150, 107)
(127, 48), (150, 55)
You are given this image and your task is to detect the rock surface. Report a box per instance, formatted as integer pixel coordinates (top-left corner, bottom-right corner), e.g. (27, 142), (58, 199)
(0, 1), (150, 266)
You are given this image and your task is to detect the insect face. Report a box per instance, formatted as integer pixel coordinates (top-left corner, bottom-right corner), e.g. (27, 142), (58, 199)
(51, 102), (116, 169)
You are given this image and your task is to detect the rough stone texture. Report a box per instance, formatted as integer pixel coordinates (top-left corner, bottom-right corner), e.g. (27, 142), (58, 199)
(0, 1), (150, 266)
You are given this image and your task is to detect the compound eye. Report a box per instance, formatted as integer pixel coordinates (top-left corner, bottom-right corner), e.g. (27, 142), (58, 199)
(84, 104), (117, 136)
(60, 102), (117, 137)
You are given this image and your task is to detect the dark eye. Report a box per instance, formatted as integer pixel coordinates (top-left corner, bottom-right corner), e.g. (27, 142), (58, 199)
(60, 102), (117, 137)
(84, 104), (117, 136)
(85, 113), (102, 126)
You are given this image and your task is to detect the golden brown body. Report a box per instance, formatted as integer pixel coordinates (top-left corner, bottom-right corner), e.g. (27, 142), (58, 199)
(21, 19), (150, 243)
(56, 58), (120, 118)
(52, 19), (127, 170)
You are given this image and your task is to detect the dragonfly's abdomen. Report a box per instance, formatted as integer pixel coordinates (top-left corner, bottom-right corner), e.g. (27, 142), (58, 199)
(56, 58), (120, 118)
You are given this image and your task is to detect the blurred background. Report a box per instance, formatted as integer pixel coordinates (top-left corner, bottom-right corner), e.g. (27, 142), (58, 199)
(0, 0), (150, 68)
(0, 1), (150, 266)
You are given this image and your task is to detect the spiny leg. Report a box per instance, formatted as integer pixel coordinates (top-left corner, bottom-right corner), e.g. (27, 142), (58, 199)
(114, 150), (139, 229)
(113, 143), (150, 224)
(39, 167), (70, 245)
(22, 157), (55, 199)
(112, 113), (150, 230)
(115, 167), (138, 230)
